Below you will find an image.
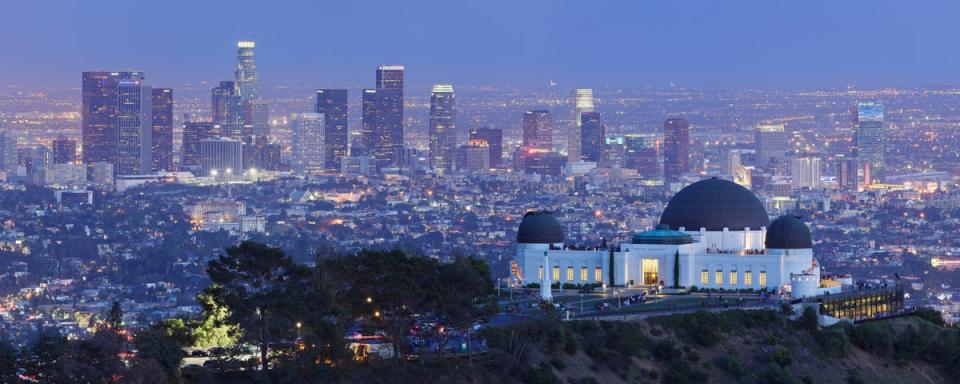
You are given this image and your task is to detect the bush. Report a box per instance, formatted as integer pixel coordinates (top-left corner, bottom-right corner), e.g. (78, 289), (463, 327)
(662, 361), (707, 384)
(650, 339), (681, 361)
(847, 322), (895, 357)
(714, 355), (745, 378)
(914, 308), (945, 327)
(816, 326), (851, 358)
(771, 346), (793, 367)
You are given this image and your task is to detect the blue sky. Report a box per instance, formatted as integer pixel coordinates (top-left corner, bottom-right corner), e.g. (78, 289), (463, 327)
(2, 0), (958, 88)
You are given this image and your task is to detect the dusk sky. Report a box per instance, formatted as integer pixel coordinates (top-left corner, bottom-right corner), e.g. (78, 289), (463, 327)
(3, 0), (959, 88)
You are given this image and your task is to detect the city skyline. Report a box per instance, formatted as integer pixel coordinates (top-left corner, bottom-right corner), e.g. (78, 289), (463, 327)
(3, 1), (960, 88)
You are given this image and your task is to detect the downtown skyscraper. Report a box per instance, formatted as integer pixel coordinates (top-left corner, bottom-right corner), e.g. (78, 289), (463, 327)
(151, 88), (174, 171)
(81, 71), (145, 172)
(235, 41), (260, 100)
(522, 110), (553, 150)
(569, 88), (594, 161)
(291, 113), (325, 175)
(579, 111), (604, 163)
(755, 123), (787, 169)
(468, 127), (502, 168)
(52, 136), (77, 164)
(663, 117), (690, 183)
(854, 101), (885, 183)
(428, 84), (456, 175)
(373, 65), (404, 168)
(316, 89), (348, 172)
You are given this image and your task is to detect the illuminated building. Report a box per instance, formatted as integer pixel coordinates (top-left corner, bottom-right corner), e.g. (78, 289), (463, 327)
(523, 110), (552, 151)
(854, 101), (885, 181)
(316, 89), (348, 172)
(373, 65), (404, 168)
(428, 84), (456, 175)
(151, 88), (174, 171)
(663, 118), (689, 183)
(468, 127), (502, 168)
(755, 123), (787, 169)
(791, 156), (821, 190)
(579, 112), (604, 162)
(291, 113), (325, 174)
(569, 88), (594, 161)
(81, 71), (145, 173)
(52, 136), (77, 165)
(200, 137), (242, 178)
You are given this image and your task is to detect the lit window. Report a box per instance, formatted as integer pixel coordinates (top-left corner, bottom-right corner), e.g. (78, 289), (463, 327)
(715, 271), (723, 285)
(538, 266), (543, 280)
(759, 271), (767, 286)
(567, 267), (574, 281)
(595, 267), (602, 282)
(701, 270), (709, 285)
(581, 267), (588, 281)
(744, 271), (753, 286)
(552, 266), (560, 281)
(730, 271), (738, 285)
(642, 259), (659, 285)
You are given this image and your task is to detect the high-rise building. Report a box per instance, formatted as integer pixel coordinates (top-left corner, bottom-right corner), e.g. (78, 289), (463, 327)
(428, 84), (456, 175)
(468, 127), (503, 168)
(791, 156), (821, 190)
(834, 155), (857, 189)
(116, 79), (152, 175)
(316, 89), (348, 171)
(81, 71), (145, 170)
(200, 137), (243, 178)
(579, 111), (604, 162)
(570, 88), (594, 161)
(359, 89), (377, 157)
(182, 122), (221, 168)
(18, 145), (49, 185)
(52, 136), (77, 165)
(603, 136), (625, 167)
(623, 135), (646, 170)
(151, 88), (174, 172)
(755, 123), (787, 169)
(211, 80), (244, 139)
(246, 101), (270, 139)
(234, 41), (260, 101)
(522, 151), (566, 177)
(522, 110), (552, 150)
(0, 132), (16, 171)
(457, 139), (490, 173)
(373, 65), (404, 168)
(663, 117), (690, 182)
(854, 101), (885, 179)
(291, 113), (325, 174)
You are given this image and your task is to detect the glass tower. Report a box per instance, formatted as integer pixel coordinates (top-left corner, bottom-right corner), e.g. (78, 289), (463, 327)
(663, 117), (690, 183)
(570, 88), (594, 161)
(428, 84), (456, 175)
(316, 89), (348, 171)
(374, 65), (404, 168)
(855, 101), (885, 180)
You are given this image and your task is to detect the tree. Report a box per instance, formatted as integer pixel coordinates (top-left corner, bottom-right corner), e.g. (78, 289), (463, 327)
(134, 325), (186, 383)
(206, 241), (335, 374)
(191, 288), (241, 349)
(108, 301), (123, 330)
(0, 339), (17, 384)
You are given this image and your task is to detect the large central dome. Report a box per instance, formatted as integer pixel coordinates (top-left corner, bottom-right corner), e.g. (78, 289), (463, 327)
(659, 177), (769, 231)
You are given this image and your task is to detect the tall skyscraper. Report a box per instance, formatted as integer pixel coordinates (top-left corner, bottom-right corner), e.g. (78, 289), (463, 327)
(0, 132), (16, 172)
(234, 41), (260, 101)
(663, 117), (690, 183)
(428, 84), (456, 175)
(211, 81), (244, 139)
(116, 78), (152, 175)
(755, 123), (787, 169)
(579, 111), (604, 162)
(834, 154), (857, 189)
(291, 113), (325, 174)
(522, 110), (552, 150)
(469, 127), (502, 168)
(316, 89), (348, 171)
(791, 156), (822, 190)
(182, 122), (221, 168)
(569, 88), (594, 161)
(81, 71), (145, 170)
(359, 89), (377, 157)
(246, 101), (270, 139)
(52, 136), (77, 165)
(151, 88), (174, 172)
(373, 65), (404, 168)
(457, 139), (490, 173)
(854, 101), (885, 180)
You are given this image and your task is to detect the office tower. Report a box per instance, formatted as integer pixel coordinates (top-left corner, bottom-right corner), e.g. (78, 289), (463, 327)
(834, 155), (857, 189)
(151, 88), (174, 172)
(211, 81), (244, 139)
(246, 101), (270, 139)
(579, 111), (604, 162)
(663, 117), (690, 182)
(200, 137), (243, 178)
(52, 136), (77, 164)
(570, 88), (594, 161)
(638, 147), (661, 180)
(235, 41), (260, 100)
(791, 156), (821, 190)
(458, 139), (490, 173)
(316, 89), (348, 171)
(603, 136), (625, 167)
(359, 88), (377, 157)
(854, 101), (885, 180)
(428, 84), (456, 175)
(18, 145), (49, 185)
(0, 132), (16, 171)
(291, 113), (325, 174)
(622, 135), (645, 170)
(81, 71), (145, 169)
(116, 78), (152, 175)
(469, 127), (503, 168)
(755, 123), (787, 169)
(522, 110), (552, 150)
(262, 142), (282, 171)
(523, 151), (566, 177)
(726, 149), (754, 188)
(182, 122), (221, 168)
(373, 65), (404, 168)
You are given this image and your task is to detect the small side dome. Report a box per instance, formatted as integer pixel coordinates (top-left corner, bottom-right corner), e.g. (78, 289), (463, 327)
(633, 224), (694, 245)
(765, 215), (812, 249)
(517, 211), (564, 244)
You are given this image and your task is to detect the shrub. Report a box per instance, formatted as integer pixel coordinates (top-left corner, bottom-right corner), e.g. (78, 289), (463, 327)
(770, 346), (792, 367)
(714, 355), (745, 378)
(816, 326), (851, 358)
(914, 308), (945, 326)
